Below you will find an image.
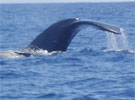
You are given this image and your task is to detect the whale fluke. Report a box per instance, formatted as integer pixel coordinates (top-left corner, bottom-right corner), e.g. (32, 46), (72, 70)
(26, 18), (122, 52)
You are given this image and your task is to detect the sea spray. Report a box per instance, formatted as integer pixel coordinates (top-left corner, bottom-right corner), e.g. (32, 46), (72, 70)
(105, 28), (129, 51)
(106, 32), (119, 50)
(120, 28), (129, 50)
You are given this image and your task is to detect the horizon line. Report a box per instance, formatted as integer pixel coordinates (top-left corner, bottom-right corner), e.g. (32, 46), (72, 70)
(0, 1), (135, 4)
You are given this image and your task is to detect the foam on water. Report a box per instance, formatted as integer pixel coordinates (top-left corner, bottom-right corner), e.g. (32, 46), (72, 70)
(24, 48), (58, 56)
(0, 51), (26, 58)
(0, 49), (59, 58)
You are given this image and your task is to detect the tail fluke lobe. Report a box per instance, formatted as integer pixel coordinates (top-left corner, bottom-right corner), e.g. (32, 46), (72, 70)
(73, 19), (122, 34)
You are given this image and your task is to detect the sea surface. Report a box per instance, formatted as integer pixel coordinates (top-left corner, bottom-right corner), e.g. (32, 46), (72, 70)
(0, 2), (135, 100)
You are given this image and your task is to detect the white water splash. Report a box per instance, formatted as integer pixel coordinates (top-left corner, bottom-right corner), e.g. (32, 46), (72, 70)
(120, 28), (129, 50)
(106, 31), (119, 50)
(24, 49), (59, 56)
(0, 49), (59, 58)
(0, 51), (26, 58)
(105, 28), (129, 52)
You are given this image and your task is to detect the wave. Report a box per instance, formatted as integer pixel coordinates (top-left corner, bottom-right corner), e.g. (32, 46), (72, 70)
(103, 49), (135, 53)
(0, 48), (134, 58)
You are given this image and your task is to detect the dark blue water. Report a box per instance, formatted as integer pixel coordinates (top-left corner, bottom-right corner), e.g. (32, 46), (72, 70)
(0, 2), (135, 100)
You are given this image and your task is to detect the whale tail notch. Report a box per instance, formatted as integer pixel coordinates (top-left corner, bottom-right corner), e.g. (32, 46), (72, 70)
(26, 18), (122, 52)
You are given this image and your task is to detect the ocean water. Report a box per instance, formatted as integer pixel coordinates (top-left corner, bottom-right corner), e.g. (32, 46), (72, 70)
(0, 2), (135, 100)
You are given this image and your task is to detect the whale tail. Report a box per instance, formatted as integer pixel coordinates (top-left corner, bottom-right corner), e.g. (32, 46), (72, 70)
(26, 18), (122, 52)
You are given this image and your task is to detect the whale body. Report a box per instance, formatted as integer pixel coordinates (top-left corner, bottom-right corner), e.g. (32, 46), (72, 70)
(0, 18), (123, 57)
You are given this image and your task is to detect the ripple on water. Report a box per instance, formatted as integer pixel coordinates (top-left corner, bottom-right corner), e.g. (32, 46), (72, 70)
(0, 71), (25, 79)
(72, 96), (98, 100)
(37, 93), (57, 98)
(0, 61), (7, 65)
(118, 88), (135, 98)
(37, 93), (65, 99)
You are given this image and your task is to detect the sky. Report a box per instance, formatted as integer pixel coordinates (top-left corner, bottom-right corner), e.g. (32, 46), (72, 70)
(0, 0), (134, 3)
